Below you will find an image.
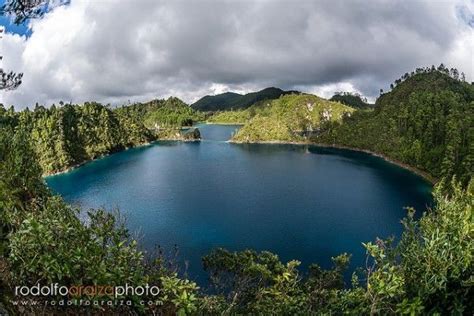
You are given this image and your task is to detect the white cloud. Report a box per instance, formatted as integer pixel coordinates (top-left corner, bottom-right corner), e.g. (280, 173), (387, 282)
(1, 0), (473, 109)
(299, 82), (362, 101)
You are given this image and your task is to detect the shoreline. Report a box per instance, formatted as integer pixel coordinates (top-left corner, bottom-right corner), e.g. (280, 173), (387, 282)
(312, 143), (437, 185)
(44, 124), (436, 185)
(43, 141), (155, 177)
(230, 139), (312, 145)
(229, 139), (436, 185)
(204, 121), (245, 125)
(43, 137), (201, 178)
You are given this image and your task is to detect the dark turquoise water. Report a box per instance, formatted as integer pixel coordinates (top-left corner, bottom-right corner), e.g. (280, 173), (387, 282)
(46, 124), (432, 285)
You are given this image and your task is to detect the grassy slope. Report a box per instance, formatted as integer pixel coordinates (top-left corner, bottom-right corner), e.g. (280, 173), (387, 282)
(207, 109), (252, 124)
(228, 94), (354, 142)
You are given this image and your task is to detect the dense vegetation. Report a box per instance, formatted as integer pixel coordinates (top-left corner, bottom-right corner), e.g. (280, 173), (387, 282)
(0, 102), (151, 174)
(139, 97), (204, 129)
(330, 92), (373, 109)
(315, 68), (473, 186)
(0, 126), (472, 314)
(0, 97), (202, 175)
(228, 94), (354, 142)
(206, 108), (253, 125)
(191, 87), (299, 111)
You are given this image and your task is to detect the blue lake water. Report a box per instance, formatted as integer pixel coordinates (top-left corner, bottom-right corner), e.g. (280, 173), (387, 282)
(46, 124), (432, 285)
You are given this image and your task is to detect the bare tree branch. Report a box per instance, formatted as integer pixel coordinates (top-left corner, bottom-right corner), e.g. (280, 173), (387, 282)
(0, 1), (48, 91)
(0, 70), (23, 90)
(0, 0), (46, 25)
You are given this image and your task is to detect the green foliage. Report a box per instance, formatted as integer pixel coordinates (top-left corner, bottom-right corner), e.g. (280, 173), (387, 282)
(358, 180), (473, 315)
(200, 249), (352, 314)
(330, 92), (373, 108)
(206, 109), (252, 124)
(143, 97), (204, 128)
(229, 93), (354, 142)
(397, 181), (473, 314)
(191, 87), (299, 111)
(315, 70), (474, 186)
(159, 274), (199, 315)
(201, 248), (308, 314)
(0, 102), (153, 174)
(0, 127), (48, 228)
(236, 115), (297, 142)
(182, 127), (201, 140)
(0, 97), (204, 175)
(6, 197), (201, 313)
(8, 201), (144, 286)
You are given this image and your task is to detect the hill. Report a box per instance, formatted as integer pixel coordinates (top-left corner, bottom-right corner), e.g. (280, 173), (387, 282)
(191, 87), (299, 111)
(314, 67), (474, 185)
(116, 97), (204, 128)
(330, 92), (373, 108)
(0, 97), (203, 174)
(141, 97), (204, 128)
(229, 94), (354, 142)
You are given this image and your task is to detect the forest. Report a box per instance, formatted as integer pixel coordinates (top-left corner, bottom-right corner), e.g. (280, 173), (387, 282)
(0, 97), (203, 175)
(329, 92), (373, 109)
(314, 68), (473, 187)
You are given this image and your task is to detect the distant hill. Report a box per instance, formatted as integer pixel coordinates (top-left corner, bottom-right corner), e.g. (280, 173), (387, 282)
(330, 92), (373, 108)
(314, 67), (473, 185)
(191, 87), (299, 111)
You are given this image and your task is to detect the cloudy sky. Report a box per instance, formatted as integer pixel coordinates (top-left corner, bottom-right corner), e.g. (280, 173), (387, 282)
(1, 0), (473, 109)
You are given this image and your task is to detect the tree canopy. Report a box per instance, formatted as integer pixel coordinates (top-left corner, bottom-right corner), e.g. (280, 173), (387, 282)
(315, 68), (473, 187)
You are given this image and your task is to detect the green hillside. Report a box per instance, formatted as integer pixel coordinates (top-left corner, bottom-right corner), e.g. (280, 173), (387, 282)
(206, 98), (272, 124)
(0, 97), (202, 175)
(330, 92), (373, 108)
(191, 92), (242, 111)
(206, 109), (252, 124)
(115, 97), (204, 129)
(230, 94), (354, 142)
(0, 102), (155, 174)
(314, 68), (474, 185)
(191, 87), (299, 111)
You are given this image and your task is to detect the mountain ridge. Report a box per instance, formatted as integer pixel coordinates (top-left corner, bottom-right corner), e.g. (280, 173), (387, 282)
(191, 87), (299, 111)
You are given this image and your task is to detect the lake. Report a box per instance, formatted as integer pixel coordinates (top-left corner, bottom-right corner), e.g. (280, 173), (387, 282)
(46, 124), (432, 285)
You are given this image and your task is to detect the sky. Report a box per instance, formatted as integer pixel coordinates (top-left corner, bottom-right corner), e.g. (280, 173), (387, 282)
(0, 0), (473, 109)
